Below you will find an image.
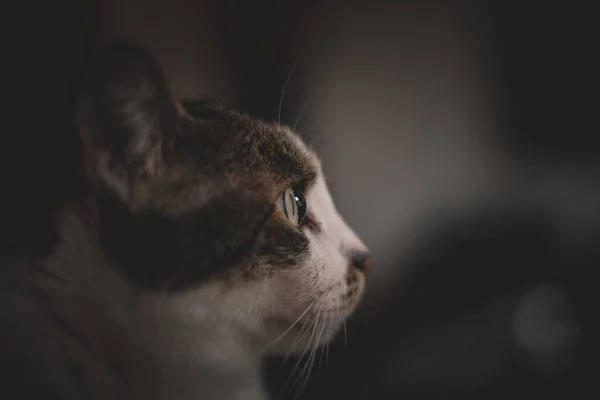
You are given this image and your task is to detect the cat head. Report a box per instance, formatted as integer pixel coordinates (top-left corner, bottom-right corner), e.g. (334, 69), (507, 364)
(75, 39), (370, 355)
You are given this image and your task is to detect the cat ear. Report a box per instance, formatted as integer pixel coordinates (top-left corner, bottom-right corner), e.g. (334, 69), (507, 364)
(76, 39), (182, 206)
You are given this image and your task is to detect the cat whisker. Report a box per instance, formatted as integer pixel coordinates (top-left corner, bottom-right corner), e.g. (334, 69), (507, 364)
(299, 309), (328, 396)
(284, 304), (318, 362)
(324, 313), (336, 367)
(292, 328), (318, 398)
(287, 305), (328, 399)
(293, 89), (324, 132)
(324, 313), (335, 368)
(275, 308), (317, 399)
(302, 115), (322, 147)
(260, 304), (313, 353)
(296, 306), (323, 371)
(278, 41), (308, 126)
(314, 313), (333, 391)
(300, 88), (336, 146)
(277, 304), (323, 400)
(304, 118), (336, 154)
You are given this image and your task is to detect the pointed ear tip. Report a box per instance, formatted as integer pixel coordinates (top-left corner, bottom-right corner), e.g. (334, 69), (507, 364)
(76, 38), (180, 152)
(81, 37), (171, 99)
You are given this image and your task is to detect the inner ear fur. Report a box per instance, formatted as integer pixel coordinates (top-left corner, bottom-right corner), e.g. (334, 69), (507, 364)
(76, 39), (184, 207)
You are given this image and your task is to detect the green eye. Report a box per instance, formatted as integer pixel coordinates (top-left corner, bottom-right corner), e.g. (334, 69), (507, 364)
(279, 187), (307, 226)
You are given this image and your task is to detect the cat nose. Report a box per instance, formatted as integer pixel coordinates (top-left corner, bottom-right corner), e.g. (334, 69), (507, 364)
(350, 251), (372, 273)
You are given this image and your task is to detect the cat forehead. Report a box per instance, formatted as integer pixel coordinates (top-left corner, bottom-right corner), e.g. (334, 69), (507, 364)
(176, 106), (321, 190)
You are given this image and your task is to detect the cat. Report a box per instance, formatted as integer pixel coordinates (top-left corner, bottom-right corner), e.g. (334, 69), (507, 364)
(0, 39), (370, 400)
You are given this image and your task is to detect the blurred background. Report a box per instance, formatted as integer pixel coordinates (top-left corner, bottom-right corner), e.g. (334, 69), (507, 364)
(3, 0), (597, 398)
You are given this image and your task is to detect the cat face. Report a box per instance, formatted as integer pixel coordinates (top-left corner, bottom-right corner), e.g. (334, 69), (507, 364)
(76, 40), (370, 355)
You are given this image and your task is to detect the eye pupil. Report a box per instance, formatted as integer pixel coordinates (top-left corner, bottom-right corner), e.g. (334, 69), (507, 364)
(293, 190), (307, 225)
(280, 188), (308, 226)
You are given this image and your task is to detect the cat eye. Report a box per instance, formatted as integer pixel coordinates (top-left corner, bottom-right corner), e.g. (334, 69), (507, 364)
(279, 187), (307, 226)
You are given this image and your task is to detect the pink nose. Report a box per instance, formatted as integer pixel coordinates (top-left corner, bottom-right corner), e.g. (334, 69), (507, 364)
(351, 251), (372, 273)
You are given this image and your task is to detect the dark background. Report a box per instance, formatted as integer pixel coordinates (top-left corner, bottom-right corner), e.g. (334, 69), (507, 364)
(3, 1), (597, 399)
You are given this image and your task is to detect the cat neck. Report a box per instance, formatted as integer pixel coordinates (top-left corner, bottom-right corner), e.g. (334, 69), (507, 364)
(38, 208), (266, 399)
